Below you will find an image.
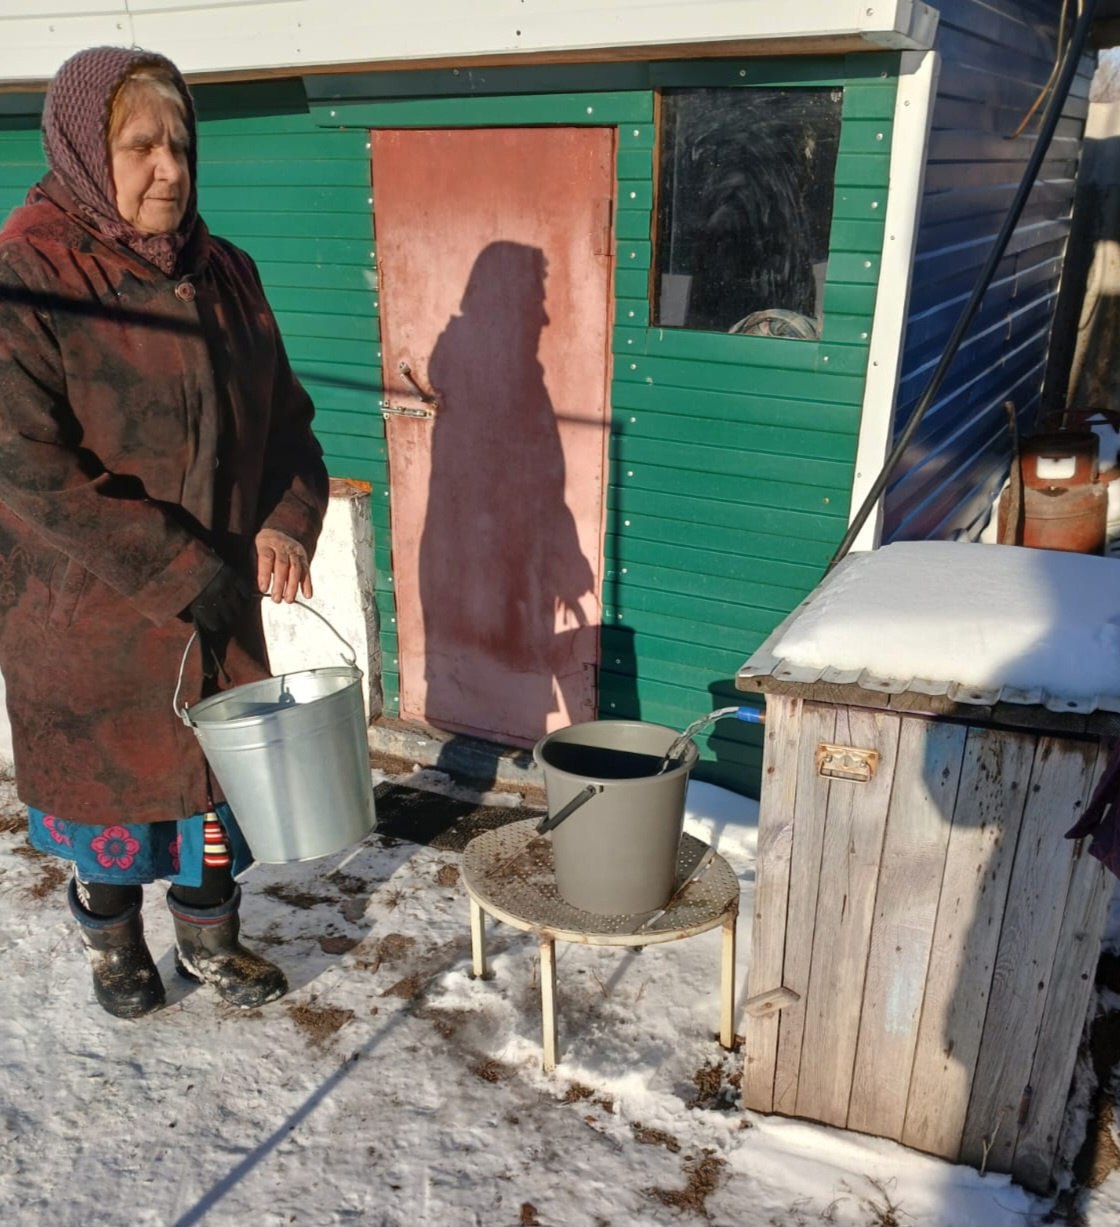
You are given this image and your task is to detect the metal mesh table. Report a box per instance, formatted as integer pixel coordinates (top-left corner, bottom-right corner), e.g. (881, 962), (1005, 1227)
(462, 818), (740, 1070)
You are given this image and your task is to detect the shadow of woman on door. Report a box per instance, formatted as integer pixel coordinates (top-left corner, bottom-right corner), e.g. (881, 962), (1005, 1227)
(417, 241), (597, 788)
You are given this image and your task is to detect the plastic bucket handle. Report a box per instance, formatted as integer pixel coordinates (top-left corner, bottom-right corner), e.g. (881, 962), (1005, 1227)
(173, 598), (359, 723)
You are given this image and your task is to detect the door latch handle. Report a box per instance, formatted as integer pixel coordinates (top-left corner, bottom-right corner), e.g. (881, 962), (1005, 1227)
(398, 360), (441, 410)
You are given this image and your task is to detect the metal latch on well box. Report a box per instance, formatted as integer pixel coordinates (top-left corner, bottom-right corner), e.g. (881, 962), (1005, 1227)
(816, 743), (879, 782)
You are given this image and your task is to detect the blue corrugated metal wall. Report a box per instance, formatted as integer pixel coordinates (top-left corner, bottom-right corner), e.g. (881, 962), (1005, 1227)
(884, 0), (1094, 542)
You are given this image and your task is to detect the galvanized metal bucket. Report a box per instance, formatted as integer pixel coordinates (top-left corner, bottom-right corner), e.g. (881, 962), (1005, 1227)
(533, 719), (698, 915)
(174, 604), (376, 863)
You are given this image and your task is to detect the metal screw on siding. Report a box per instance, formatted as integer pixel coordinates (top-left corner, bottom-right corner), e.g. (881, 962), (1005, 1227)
(871, 201), (879, 209)
(630, 191), (637, 199)
(739, 69), (747, 77)
(624, 520), (631, 526)
(629, 416), (636, 423)
(587, 106), (594, 115)
(822, 355), (830, 363)
(630, 363), (637, 370)
(876, 132), (885, 141)
(627, 471), (634, 477)
(633, 129), (640, 136)
(864, 260), (873, 268)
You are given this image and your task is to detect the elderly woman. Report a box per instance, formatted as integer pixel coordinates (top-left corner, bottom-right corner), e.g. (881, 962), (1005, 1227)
(0, 47), (329, 1018)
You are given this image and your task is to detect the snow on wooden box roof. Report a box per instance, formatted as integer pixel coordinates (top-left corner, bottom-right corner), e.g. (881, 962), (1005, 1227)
(738, 541), (1120, 714)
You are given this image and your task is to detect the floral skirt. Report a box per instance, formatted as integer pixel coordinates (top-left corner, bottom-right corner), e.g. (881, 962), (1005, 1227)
(26, 803), (253, 887)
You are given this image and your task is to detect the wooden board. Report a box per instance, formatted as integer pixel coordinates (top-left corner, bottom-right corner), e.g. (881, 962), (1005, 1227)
(742, 695), (803, 1112)
(1011, 774), (1113, 1192)
(847, 718), (967, 1138)
(901, 726), (1037, 1158)
(772, 701), (838, 1115)
(794, 707), (901, 1127)
(959, 737), (1100, 1171)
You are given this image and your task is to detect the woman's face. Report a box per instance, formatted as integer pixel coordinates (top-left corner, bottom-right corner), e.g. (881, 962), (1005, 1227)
(109, 94), (190, 235)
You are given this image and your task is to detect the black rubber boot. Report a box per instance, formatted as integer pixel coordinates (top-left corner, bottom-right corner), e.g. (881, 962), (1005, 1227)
(167, 884), (287, 1008)
(68, 878), (166, 1019)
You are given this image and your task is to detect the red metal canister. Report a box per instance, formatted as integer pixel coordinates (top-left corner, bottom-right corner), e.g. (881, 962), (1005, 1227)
(998, 430), (1108, 554)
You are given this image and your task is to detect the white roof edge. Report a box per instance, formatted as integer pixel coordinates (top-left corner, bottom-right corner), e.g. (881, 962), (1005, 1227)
(0, 2), (940, 87)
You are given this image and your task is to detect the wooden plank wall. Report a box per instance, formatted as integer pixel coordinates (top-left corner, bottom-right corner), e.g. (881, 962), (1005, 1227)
(745, 698), (1113, 1192)
(884, 0), (1094, 542)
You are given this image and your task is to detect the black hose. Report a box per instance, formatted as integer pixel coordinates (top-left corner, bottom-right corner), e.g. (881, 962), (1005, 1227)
(827, 0), (1099, 572)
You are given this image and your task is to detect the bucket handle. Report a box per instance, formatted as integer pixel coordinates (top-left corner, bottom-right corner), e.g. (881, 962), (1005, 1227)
(535, 783), (603, 835)
(172, 598), (360, 723)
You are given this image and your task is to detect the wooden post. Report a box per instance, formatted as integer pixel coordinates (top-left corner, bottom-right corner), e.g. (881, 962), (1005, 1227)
(720, 911), (737, 1050)
(540, 937), (558, 1072)
(469, 898), (488, 980)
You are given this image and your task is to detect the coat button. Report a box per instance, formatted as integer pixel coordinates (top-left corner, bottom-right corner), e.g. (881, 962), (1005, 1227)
(175, 281), (196, 302)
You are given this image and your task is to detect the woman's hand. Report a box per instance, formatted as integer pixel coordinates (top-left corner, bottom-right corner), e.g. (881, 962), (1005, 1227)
(254, 528), (313, 603)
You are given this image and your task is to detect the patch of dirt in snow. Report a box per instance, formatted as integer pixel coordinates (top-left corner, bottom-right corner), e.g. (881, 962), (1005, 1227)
(468, 1055), (516, 1083)
(352, 931), (416, 974)
(645, 1149), (727, 1219)
(630, 1121), (682, 1153)
(25, 859), (68, 900)
(286, 997), (356, 1048)
(560, 1081), (615, 1114)
(687, 1054), (743, 1112)
(261, 882), (336, 910)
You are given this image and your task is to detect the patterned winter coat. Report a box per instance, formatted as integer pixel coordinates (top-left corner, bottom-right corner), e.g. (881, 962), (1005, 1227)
(0, 175), (328, 823)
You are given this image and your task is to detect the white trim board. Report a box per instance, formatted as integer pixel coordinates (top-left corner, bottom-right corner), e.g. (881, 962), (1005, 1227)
(848, 49), (940, 552)
(0, 1), (939, 84)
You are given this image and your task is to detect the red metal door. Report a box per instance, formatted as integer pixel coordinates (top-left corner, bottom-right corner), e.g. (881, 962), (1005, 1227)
(371, 127), (615, 746)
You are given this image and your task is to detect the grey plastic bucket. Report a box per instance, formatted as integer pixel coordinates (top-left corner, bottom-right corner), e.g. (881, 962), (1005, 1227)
(533, 719), (698, 915)
(175, 607), (376, 864)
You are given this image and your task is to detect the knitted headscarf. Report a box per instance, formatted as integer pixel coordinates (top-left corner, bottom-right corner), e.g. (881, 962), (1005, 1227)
(41, 45), (199, 275)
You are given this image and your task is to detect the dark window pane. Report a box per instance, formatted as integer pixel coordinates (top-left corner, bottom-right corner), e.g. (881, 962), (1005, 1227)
(654, 87), (843, 338)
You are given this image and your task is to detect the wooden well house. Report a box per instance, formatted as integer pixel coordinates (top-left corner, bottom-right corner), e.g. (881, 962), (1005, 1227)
(736, 541), (1118, 1192)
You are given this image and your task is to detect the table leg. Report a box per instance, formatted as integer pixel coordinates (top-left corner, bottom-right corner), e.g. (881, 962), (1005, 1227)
(720, 911), (737, 1050)
(540, 936), (558, 1072)
(469, 898), (488, 980)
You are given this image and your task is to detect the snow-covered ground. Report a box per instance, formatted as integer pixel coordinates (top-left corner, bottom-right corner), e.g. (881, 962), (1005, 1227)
(2, 766), (1116, 1227)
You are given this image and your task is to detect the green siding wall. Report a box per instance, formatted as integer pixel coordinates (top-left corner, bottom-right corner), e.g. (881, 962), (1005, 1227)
(315, 53), (896, 793)
(192, 83), (381, 489)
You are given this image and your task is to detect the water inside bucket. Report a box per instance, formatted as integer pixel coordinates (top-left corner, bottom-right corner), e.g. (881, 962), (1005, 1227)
(541, 741), (666, 780)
